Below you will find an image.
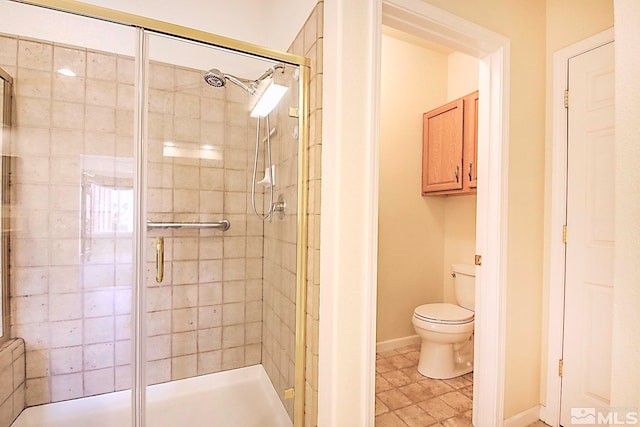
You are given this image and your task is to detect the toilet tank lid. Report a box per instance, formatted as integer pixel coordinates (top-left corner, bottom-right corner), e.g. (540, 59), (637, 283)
(452, 263), (476, 277)
(414, 303), (474, 322)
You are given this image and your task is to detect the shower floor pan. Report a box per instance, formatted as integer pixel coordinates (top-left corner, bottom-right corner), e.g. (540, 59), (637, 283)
(12, 365), (292, 427)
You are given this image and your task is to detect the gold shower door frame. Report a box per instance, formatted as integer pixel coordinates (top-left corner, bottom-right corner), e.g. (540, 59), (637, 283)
(9, 1), (311, 426)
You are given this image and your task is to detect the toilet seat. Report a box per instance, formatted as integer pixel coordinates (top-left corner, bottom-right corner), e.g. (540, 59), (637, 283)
(414, 303), (474, 325)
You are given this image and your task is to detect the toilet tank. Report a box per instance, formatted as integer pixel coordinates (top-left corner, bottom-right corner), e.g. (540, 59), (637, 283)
(452, 264), (475, 311)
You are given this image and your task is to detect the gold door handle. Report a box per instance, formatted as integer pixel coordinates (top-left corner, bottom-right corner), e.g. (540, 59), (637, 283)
(156, 237), (164, 283)
(455, 165), (460, 183)
(468, 162), (473, 182)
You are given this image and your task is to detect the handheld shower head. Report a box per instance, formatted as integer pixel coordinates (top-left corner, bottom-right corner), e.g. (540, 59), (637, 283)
(203, 69), (256, 94)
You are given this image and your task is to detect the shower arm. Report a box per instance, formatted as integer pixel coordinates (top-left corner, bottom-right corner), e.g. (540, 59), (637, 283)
(224, 74), (256, 94)
(254, 64), (286, 85)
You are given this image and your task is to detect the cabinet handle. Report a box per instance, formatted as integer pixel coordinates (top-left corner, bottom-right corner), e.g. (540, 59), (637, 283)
(156, 237), (164, 283)
(469, 162), (473, 182)
(455, 165), (460, 183)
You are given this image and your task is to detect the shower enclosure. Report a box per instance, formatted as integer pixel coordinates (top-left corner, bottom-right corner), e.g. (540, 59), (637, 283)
(0, 1), (309, 426)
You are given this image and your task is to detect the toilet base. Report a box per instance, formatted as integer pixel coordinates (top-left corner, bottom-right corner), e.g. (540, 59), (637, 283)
(417, 335), (474, 380)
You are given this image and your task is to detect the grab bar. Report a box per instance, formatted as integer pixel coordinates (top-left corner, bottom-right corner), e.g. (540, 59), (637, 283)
(146, 219), (230, 231)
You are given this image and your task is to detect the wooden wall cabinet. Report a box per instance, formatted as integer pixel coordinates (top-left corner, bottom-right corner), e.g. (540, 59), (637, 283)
(422, 91), (478, 195)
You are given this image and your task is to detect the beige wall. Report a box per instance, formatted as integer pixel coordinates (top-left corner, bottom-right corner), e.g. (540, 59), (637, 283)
(443, 52), (478, 304)
(405, 0), (547, 418)
(377, 37), (479, 342)
(541, 0), (613, 405)
(611, 0), (640, 412)
(377, 34), (447, 343)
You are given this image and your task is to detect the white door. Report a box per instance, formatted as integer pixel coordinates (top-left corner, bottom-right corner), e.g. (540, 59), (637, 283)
(561, 42), (615, 426)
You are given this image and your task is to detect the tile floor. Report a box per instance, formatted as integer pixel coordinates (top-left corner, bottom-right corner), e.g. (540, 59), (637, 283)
(375, 345), (550, 427)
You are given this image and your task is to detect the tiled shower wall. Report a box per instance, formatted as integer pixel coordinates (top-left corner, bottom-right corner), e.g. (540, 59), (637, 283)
(288, 2), (323, 426)
(0, 338), (25, 427)
(260, 2), (323, 424)
(144, 60), (264, 383)
(261, 65), (300, 420)
(2, 32), (264, 406)
(3, 34), (138, 405)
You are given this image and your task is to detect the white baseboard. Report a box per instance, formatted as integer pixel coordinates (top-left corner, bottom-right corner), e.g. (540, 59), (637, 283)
(504, 405), (541, 427)
(376, 335), (421, 353)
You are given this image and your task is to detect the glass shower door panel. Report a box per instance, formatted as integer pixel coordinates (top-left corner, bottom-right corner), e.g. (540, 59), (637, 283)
(144, 31), (299, 425)
(0, 2), (137, 423)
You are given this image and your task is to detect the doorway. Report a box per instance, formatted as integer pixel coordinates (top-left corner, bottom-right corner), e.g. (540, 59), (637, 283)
(375, 1), (510, 425)
(375, 29), (479, 425)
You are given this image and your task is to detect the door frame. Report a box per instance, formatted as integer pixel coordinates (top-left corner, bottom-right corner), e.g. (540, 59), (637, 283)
(543, 28), (614, 426)
(381, 3), (510, 425)
(319, 0), (510, 424)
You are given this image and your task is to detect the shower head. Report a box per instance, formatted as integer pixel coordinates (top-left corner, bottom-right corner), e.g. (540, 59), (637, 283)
(203, 69), (226, 88)
(203, 69), (256, 94)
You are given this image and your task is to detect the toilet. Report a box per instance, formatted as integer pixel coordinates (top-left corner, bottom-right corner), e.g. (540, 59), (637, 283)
(412, 264), (475, 379)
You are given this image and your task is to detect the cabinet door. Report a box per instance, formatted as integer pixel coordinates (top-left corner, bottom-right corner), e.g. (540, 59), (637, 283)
(464, 91), (479, 190)
(422, 99), (464, 193)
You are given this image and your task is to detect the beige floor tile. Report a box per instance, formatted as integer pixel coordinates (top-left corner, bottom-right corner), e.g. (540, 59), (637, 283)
(376, 411), (409, 427)
(418, 378), (455, 396)
(441, 415), (472, 426)
(376, 397), (390, 416)
(438, 391), (472, 413)
(387, 354), (415, 369)
(382, 369), (413, 388)
(401, 366), (427, 382)
(395, 404), (438, 427)
(377, 358), (397, 374)
(396, 344), (420, 354)
(418, 397), (458, 421)
(376, 374), (394, 393)
(375, 349), (474, 427)
(377, 389), (414, 411)
(398, 382), (433, 404)
(526, 422), (550, 427)
(405, 350), (421, 362)
(459, 385), (473, 400)
(379, 349), (400, 358)
(442, 376), (471, 390)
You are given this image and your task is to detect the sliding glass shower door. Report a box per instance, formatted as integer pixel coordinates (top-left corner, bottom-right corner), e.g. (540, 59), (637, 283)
(2, 2), (308, 425)
(142, 32), (302, 425)
(0, 2), (138, 424)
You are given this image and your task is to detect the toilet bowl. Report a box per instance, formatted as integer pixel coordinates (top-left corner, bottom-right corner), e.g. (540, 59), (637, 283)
(412, 264), (475, 379)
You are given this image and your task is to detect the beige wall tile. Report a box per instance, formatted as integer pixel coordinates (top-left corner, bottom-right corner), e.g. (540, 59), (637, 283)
(18, 40), (52, 72)
(221, 347), (244, 370)
(16, 68), (51, 99)
(147, 334), (170, 361)
(198, 305), (222, 329)
(197, 350), (221, 375)
(171, 354), (196, 380)
(172, 308), (197, 333)
(0, 36), (18, 67)
(53, 46), (85, 77)
(83, 367), (114, 396)
(83, 343), (114, 370)
(87, 52), (116, 81)
(50, 346), (82, 375)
